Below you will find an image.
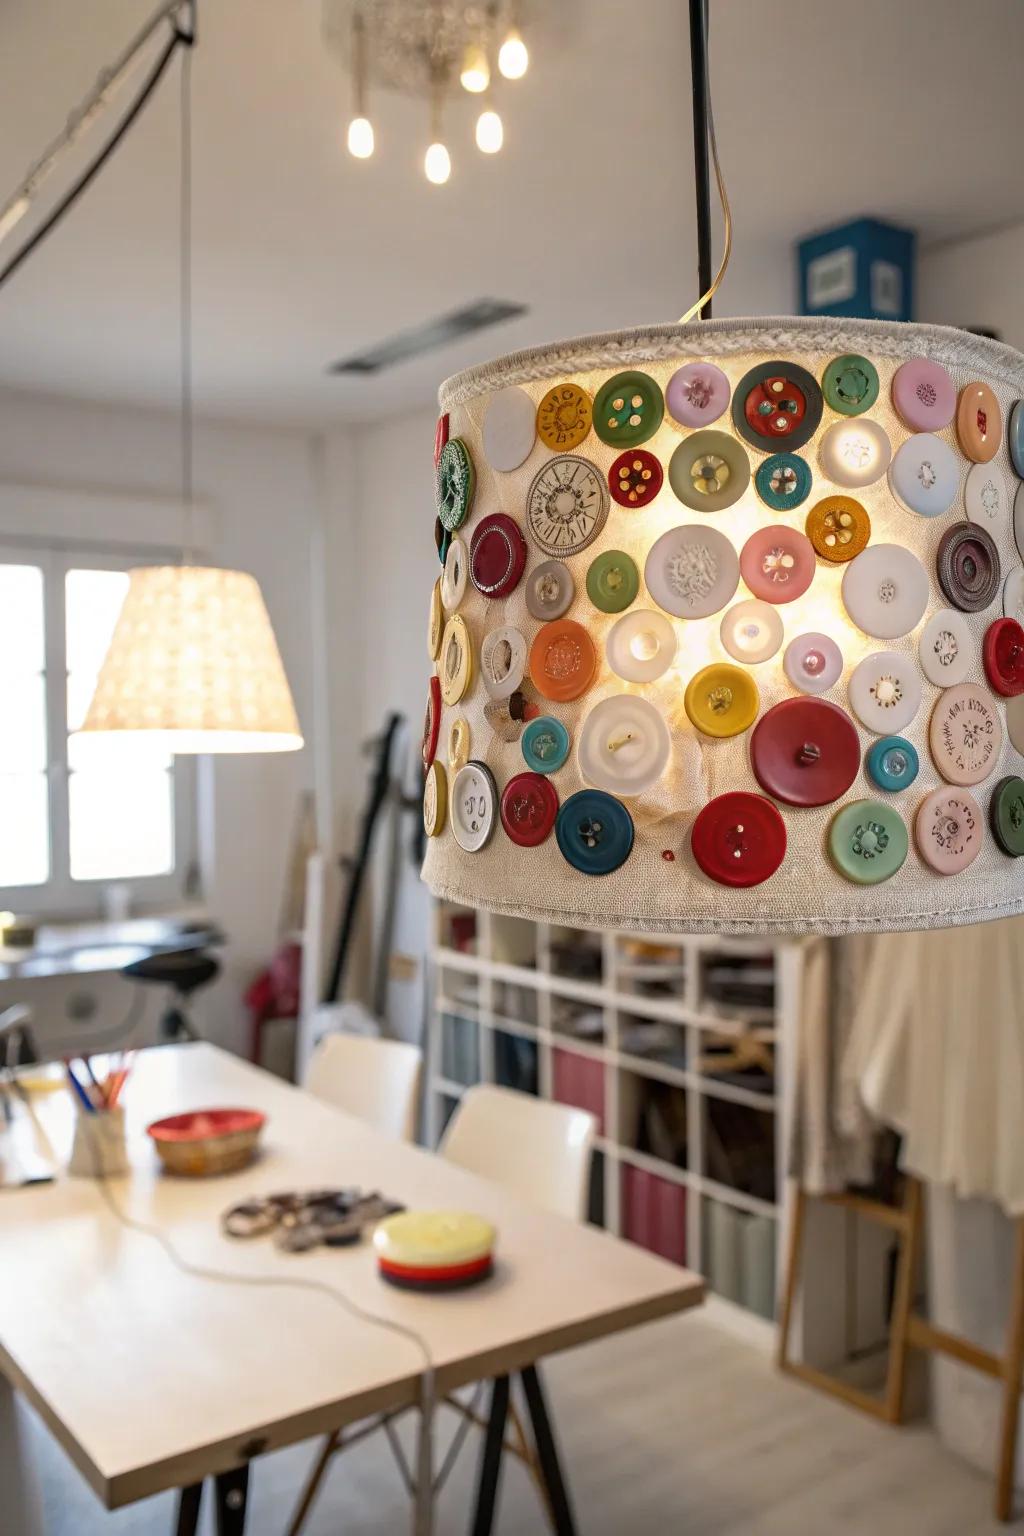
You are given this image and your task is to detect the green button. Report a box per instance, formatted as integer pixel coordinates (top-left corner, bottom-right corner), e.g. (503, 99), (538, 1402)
(436, 437), (475, 532)
(828, 799), (908, 884)
(990, 775), (1024, 857)
(586, 549), (639, 614)
(822, 354), (879, 417)
(593, 371), (664, 447)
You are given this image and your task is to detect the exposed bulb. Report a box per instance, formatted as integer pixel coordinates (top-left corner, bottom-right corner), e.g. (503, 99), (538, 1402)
(498, 28), (528, 80)
(424, 141), (452, 184)
(346, 116), (375, 159)
(460, 43), (490, 93)
(475, 108), (504, 154)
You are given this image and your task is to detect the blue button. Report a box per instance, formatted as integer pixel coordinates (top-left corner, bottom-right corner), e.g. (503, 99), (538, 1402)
(522, 716), (570, 775)
(1009, 400), (1024, 480)
(755, 453), (812, 512)
(556, 790), (634, 875)
(866, 735), (919, 793)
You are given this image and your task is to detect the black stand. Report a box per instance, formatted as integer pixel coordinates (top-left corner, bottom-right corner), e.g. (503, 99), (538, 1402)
(469, 1366), (577, 1536)
(688, 0), (713, 317)
(174, 1464), (250, 1536)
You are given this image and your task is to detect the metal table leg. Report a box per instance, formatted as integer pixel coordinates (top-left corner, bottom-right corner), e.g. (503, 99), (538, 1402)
(0, 1375), (45, 1536)
(214, 1464), (250, 1535)
(174, 1482), (203, 1536)
(470, 1375), (510, 1536)
(520, 1365), (578, 1536)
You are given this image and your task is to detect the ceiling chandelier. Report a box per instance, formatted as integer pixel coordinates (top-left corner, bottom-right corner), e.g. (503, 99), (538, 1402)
(322, 1), (529, 184)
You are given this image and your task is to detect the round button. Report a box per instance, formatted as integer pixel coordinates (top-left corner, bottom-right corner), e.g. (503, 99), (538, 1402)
(522, 716), (570, 775)
(822, 354), (879, 416)
(645, 525), (739, 619)
(720, 599), (784, 664)
(470, 513), (528, 598)
(732, 360), (823, 452)
(450, 761), (498, 853)
(500, 772), (558, 847)
(1016, 483), (1024, 562)
(739, 525), (816, 604)
(842, 544), (929, 639)
(1009, 400), (1024, 480)
(608, 449), (664, 509)
(818, 418), (892, 489)
(891, 358), (956, 432)
(964, 462), (1009, 530)
(586, 550), (639, 614)
(1009, 695), (1024, 757)
(888, 433), (959, 517)
(448, 717), (470, 773)
(556, 789), (635, 876)
(666, 362), (730, 428)
(441, 537), (468, 611)
(668, 430), (750, 513)
(750, 697), (859, 806)
(691, 792), (786, 888)
(1005, 568), (1024, 628)
(439, 614), (473, 706)
(578, 695), (671, 797)
(866, 736), (920, 793)
(422, 675), (441, 769)
(848, 652), (922, 735)
(783, 632), (843, 695)
(434, 413), (449, 469)
(593, 371), (664, 448)
(435, 517), (450, 567)
(990, 775), (1024, 857)
(483, 385), (536, 472)
(828, 800), (909, 885)
(537, 382), (593, 452)
(984, 617), (1024, 697)
(428, 579), (443, 660)
(937, 523), (1001, 613)
(684, 663), (759, 739)
(957, 382), (1001, 463)
(526, 456), (609, 557)
(916, 786), (984, 874)
(423, 760), (447, 838)
(755, 452), (812, 512)
(929, 682), (1002, 785)
(918, 608), (973, 687)
(525, 559), (575, 621)
(805, 495), (870, 563)
(436, 437), (476, 531)
(529, 619), (598, 702)
(480, 626), (527, 700)
(606, 609), (677, 683)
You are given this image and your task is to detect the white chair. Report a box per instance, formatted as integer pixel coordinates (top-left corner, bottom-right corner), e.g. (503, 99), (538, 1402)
(440, 1083), (596, 1220)
(303, 1030), (422, 1143)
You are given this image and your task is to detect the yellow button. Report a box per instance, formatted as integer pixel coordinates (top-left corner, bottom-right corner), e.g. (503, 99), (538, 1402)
(536, 382), (592, 452)
(428, 578), (443, 660)
(423, 760), (447, 837)
(440, 614), (473, 706)
(805, 496), (870, 563)
(684, 663), (759, 738)
(448, 717), (470, 772)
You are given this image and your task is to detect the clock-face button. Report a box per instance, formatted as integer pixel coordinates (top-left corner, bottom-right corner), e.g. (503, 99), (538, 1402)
(750, 697), (859, 807)
(691, 791), (786, 888)
(666, 362), (730, 428)
(732, 360), (823, 452)
(891, 359), (956, 432)
(555, 789), (635, 875)
(928, 682), (1002, 786)
(608, 448), (664, 508)
(848, 652), (922, 735)
(668, 429), (750, 512)
(526, 455), (609, 557)
(436, 437), (476, 531)
(577, 695), (671, 797)
(936, 523), (1001, 613)
(500, 772), (559, 847)
(529, 619), (598, 702)
(828, 800), (908, 885)
(957, 382), (1001, 463)
(525, 559), (575, 621)
(645, 524), (739, 620)
(469, 513), (528, 598)
(916, 786), (984, 874)
(593, 370), (664, 447)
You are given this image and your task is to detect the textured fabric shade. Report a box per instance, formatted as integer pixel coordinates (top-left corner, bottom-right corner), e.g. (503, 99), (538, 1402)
(421, 316), (1024, 935)
(79, 565), (303, 753)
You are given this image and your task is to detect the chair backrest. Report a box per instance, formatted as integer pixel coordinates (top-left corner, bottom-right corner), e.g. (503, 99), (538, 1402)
(304, 1031), (422, 1142)
(440, 1084), (596, 1221)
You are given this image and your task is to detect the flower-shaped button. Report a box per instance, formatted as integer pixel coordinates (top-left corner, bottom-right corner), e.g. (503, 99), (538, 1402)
(916, 787), (984, 874)
(593, 371), (664, 447)
(691, 791), (786, 888)
(555, 790), (635, 875)
(829, 800), (908, 884)
(755, 452), (813, 512)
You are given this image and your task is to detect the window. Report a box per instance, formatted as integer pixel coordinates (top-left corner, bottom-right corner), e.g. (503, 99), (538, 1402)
(0, 546), (194, 911)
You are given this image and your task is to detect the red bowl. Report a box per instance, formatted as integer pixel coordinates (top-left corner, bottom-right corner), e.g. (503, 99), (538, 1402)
(147, 1107), (265, 1177)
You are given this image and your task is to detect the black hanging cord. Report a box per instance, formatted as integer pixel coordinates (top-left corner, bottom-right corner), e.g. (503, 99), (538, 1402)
(688, 0), (713, 318)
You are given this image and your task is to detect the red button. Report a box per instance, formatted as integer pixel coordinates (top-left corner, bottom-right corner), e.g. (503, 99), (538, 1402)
(751, 698), (860, 807)
(691, 791), (787, 887)
(422, 675), (441, 770)
(500, 772), (559, 847)
(745, 375), (807, 440)
(470, 513), (528, 598)
(983, 617), (1024, 697)
(434, 413), (449, 469)
(608, 449), (664, 509)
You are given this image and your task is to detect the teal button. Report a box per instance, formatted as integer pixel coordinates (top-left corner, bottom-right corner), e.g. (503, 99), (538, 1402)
(755, 453), (812, 512)
(866, 736), (919, 793)
(556, 790), (634, 875)
(828, 799), (909, 885)
(1009, 400), (1024, 480)
(522, 716), (570, 774)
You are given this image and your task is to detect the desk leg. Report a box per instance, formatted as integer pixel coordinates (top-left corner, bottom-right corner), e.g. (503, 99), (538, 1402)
(0, 1375), (44, 1536)
(174, 1482), (203, 1536)
(173, 1466), (249, 1536)
(520, 1366), (577, 1536)
(413, 1391), (435, 1536)
(470, 1375), (510, 1536)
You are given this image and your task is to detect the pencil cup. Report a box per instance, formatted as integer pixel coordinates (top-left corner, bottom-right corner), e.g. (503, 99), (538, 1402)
(68, 1105), (129, 1178)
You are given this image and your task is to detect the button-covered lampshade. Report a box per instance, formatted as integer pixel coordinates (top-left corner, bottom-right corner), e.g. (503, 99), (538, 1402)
(79, 565), (303, 753)
(421, 317), (1024, 935)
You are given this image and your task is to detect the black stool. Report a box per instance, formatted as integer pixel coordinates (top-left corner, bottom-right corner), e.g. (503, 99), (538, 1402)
(122, 949), (220, 1043)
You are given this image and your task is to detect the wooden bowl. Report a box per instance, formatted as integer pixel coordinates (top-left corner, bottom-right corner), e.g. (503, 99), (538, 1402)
(147, 1107), (265, 1177)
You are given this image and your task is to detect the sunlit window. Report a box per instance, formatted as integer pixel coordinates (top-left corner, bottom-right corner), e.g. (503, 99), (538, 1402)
(0, 564), (49, 886)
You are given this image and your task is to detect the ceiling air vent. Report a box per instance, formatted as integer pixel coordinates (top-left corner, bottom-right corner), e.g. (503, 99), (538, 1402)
(328, 298), (527, 375)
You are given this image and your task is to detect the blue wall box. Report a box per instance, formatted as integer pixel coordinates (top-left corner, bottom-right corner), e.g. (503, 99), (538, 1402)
(798, 218), (916, 322)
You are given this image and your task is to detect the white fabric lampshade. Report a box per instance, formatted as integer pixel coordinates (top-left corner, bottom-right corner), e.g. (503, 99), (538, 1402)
(79, 565), (303, 753)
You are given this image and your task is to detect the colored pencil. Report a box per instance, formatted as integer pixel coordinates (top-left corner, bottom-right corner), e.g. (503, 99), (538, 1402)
(64, 1060), (96, 1114)
(79, 1056), (107, 1108)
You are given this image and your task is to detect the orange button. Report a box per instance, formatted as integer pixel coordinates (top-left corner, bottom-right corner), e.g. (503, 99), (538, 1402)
(805, 495), (870, 563)
(956, 382), (1001, 463)
(529, 619), (598, 702)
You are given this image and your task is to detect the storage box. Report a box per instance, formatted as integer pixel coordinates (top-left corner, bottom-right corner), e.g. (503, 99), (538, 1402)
(552, 1047), (604, 1134)
(798, 217), (915, 321)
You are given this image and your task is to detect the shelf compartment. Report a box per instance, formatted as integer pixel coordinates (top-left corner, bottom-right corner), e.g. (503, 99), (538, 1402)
(491, 976), (540, 1028)
(493, 1029), (539, 1097)
(619, 1070), (687, 1172)
(439, 1012), (480, 1088)
(613, 936), (688, 1006)
(490, 914), (538, 970)
(552, 1045), (605, 1134)
(619, 1014), (688, 1073)
(703, 1095), (776, 1204)
(548, 925), (604, 985)
(621, 1162), (687, 1267)
(550, 994), (605, 1047)
(698, 949), (776, 1017)
(703, 1197), (776, 1320)
(438, 904), (478, 955)
(697, 1026), (776, 1099)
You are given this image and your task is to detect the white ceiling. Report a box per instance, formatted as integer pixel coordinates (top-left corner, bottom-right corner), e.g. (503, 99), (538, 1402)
(0, 0), (1022, 426)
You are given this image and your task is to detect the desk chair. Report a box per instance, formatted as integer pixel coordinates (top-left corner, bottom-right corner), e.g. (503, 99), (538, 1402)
(121, 949), (220, 1043)
(303, 1030), (422, 1143)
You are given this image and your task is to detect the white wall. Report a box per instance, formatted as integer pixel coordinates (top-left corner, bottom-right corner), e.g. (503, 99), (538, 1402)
(918, 221), (1024, 350)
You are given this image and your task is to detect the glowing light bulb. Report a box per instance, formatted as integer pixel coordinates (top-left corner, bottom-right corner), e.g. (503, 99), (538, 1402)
(425, 141), (452, 185)
(346, 116), (374, 159)
(475, 108), (503, 153)
(498, 27), (528, 79)
(460, 43), (490, 93)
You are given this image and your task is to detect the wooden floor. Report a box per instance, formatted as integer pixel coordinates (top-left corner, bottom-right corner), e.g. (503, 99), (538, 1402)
(29, 1308), (1007, 1535)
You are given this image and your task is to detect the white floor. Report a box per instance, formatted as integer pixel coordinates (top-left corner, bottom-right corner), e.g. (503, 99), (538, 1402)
(29, 1309), (1007, 1535)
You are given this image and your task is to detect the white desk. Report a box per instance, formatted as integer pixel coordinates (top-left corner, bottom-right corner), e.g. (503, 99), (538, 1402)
(0, 1043), (703, 1535)
(0, 915), (218, 982)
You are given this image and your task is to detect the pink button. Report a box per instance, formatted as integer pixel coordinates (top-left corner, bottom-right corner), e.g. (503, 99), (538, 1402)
(665, 362), (730, 428)
(915, 787), (984, 874)
(783, 632), (843, 694)
(891, 358), (956, 432)
(740, 525), (816, 604)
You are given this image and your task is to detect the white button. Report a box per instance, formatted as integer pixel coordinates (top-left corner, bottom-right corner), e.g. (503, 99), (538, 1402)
(720, 600), (784, 664)
(525, 559), (575, 621)
(888, 433), (959, 517)
(480, 626), (527, 700)
(441, 537), (468, 611)
(1008, 694), (1024, 757)
(1005, 568), (1024, 628)
(818, 418), (892, 489)
(783, 632), (843, 694)
(842, 544), (929, 639)
(848, 651), (922, 734)
(577, 695), (671, 797)
(483, 385), (536, 472)
(450, 761), (498, 852)
(1016, 482), (1024, 563)
(918, 608), (972, 687)
(644, 525), (739, 620)
(606, 609), (677, 683)
(965, 462), (1009, 529)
